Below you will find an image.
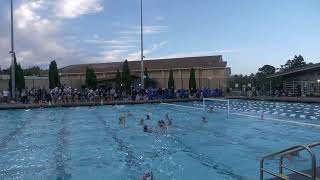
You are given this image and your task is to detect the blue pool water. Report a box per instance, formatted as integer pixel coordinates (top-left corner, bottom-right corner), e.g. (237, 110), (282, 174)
(0, 100), (319, 180)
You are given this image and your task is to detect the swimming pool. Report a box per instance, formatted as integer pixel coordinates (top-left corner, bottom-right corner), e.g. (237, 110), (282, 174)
(0, 100), (319, 180)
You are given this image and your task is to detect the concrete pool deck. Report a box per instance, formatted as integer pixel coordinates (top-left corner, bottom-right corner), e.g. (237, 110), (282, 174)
(0, 98), (202, 110)
(2, 96), (320, 110)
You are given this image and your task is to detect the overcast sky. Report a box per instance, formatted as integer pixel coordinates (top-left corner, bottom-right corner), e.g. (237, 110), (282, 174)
(0, 0), (319, 74)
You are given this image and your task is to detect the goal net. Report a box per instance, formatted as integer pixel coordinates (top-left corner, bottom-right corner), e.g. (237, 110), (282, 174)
(203, 98), (230, 115)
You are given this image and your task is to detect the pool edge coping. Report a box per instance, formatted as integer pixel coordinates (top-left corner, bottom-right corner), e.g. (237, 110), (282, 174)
(0, 98), (202, 110)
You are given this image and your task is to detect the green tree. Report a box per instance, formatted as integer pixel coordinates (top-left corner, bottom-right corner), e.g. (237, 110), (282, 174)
(258, 65), (275, 75)
(282, 55), (306, 70)
(9, 54), (25, 92)
(121, 60), (132, 92)
(189, 68), (196, 94)
(85, 67), (97, 89)
(48, 60), (60, 89)
(24, 66), (41, 76)
(115, 69), (122, 91)
(16, 63), (25, 91)
(256, 65), (279, 91)
(168, 69), (175, 89)
(255, 72), (265, 91)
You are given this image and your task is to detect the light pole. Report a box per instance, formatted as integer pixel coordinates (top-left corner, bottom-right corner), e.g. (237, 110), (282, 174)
(10, 0), (16, 100)
(140, 0), (144, 89)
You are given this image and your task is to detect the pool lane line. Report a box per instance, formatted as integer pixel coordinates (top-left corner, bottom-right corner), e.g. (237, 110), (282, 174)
(231, 112), (320, 128)
(0, 110), (38, 149)
(168, 134), (247, 179)
(160, 103), (320, 128)
(100, 105), (246, 179)
(54, 110), (71, 179)
(94, 111), (143, 172)
(158, 104), (247, 178)
(160, 103), (203, 110)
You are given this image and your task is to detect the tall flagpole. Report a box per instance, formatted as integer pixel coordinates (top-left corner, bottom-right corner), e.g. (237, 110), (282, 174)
(10, 0), (16, 100)
(140, 0), (144, 89)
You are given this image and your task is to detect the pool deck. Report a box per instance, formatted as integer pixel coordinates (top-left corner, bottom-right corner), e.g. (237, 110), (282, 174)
(227, 96), (320, 104)
(2, 96), (320, 110)
(0, 98), (201, 110)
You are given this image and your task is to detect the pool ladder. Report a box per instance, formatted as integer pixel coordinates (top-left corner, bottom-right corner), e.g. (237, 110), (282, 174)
(260, 142), (320, 180)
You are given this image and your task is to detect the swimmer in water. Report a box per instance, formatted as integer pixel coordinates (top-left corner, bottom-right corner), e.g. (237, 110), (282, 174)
(165, 113), (169, 120)
(140, 171), (153, 180)
(127, 111), (133, 117)
(140, 118), (145, 125)
(119, 113), (126, 125)
(286, 151), (300, 165)
(202, 117), (208, 123)
(164, 113), (172, 127)
(208, 106), (214, 113)
(143, 125), (153, 133)
(158, 120), (167, 129)
(146, 113), (151, 120)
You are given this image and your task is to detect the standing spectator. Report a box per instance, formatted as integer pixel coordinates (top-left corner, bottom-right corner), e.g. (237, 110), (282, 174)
(110, 88), (115, 101)
(3, 90), (9, 103)
(21, 89), (27, 104)
(0, 91), (3, 103)
(45, 92), (52, 104)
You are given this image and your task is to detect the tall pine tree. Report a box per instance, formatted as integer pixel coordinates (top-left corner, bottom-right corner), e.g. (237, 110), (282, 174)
(168, 69), (175, 89)
(9, 54), (25, 92)
(48, 60), (60, 89)
(189, 68), (196, 94)
(16, 63), (25, 91)
(121, 60), (132, 93)
(85, 67), (97, 89)
(115, 69), (122, 91)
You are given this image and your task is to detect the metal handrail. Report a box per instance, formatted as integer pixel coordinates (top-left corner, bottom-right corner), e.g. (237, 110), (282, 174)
(279, 142), (320, 175)
(281, 166), (312, 179)
(260, 143), (319, 180)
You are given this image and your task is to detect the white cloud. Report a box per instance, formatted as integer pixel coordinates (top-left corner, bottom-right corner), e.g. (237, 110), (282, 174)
(155, 16), (165, 21)
(144, 25), (167, 34)
(85, 35), (138, 51)
(152, 41), (168, 49)
(0, 1), (170, 69)
(148, 49), (239, 60)
(8, 1), (74, 67)
(90, 40), (168, 63)
(216, 49), (238, 54)
(0, 0), (106, 69)
(90, 49), (128, 62)
(120, 25), (168, 35)
(93, 34), (100, 39)
(127, 41), (168, 61)
(14, 0), (59, 33)
(85, 39), (131, 45)
(55, 0), (103, 19)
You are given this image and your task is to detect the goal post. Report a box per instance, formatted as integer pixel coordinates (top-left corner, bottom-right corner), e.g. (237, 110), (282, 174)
(203, 98), (230, 116)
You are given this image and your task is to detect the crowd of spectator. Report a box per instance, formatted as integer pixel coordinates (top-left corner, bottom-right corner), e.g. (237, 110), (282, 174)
(0, 86), (224, 105)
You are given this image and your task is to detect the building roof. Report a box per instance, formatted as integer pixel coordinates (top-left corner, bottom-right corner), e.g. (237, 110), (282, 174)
(267, 63), (320, 78)
(59, 55), (227, 74)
